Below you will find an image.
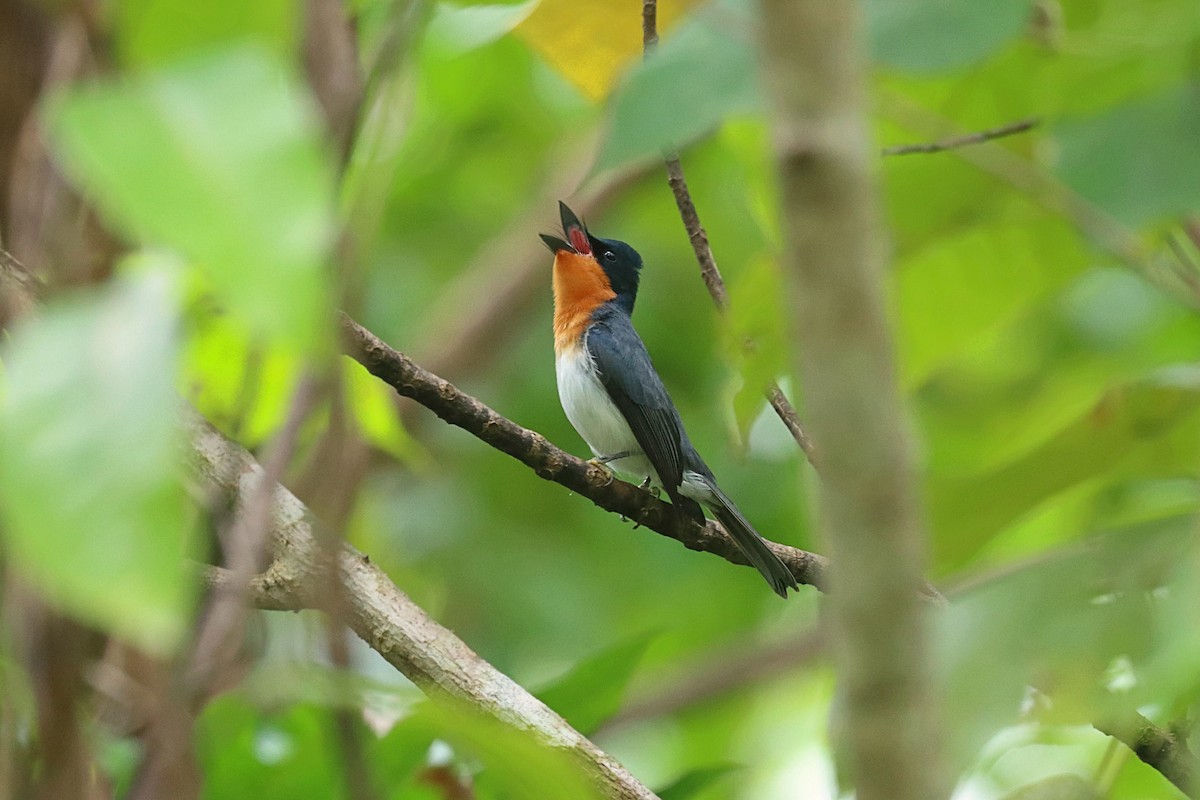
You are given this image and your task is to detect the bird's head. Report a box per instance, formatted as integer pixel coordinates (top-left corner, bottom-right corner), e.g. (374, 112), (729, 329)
(541, 201), (642, 311)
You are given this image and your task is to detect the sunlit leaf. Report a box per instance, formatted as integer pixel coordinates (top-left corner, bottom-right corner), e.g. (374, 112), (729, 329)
(115, 0), (298, 67)
(0, 268), (194, 652)
(536, 633), (654, 734)
(48, 45), (335, 355)
(344, 356), (420, 463)
(515, 0), (696, 100)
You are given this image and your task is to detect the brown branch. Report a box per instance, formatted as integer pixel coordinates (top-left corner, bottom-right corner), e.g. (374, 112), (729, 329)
(640, 0), (818, 467)
(880, 117), (1040, 157)
(1096, 713), (1197, 798)
(188, 412), (658, 800)
(340, 313), (831, 592)
(761, 1), (947, 799)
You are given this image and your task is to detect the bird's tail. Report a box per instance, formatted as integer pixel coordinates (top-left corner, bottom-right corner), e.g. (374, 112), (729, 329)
(704, 483), (798, 598)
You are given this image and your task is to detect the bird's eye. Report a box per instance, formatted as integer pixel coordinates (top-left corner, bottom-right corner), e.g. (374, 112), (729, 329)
(603, 251), (616, 263)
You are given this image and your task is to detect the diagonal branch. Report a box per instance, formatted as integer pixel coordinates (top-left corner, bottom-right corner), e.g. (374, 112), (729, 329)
(339, 313), (832, 592)
(187, 411), (657, 800)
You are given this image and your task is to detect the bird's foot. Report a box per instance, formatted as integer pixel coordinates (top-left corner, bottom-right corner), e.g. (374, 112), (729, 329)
(585, 457), (616, 486)
(638, 476), (661, 499)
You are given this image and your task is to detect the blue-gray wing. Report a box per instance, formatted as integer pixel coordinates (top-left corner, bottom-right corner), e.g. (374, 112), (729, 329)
(585, 310), (687, 494)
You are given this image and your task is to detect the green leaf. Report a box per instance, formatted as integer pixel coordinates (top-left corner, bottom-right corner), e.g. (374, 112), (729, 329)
(939, 518), (1187, 773)
(895, 215), (1088, 389)
(344, 356), (421, 463)
(1054, 84), (1200, 228)
(48, 46), (335, 355)
(725, 256), (788, 446)
(866, 0), (1032, 73)
(425, 0), (539, 56)
(115, 0), (299, 68)
(657, 764), (741, 800)
(930, 371), (1200, 566)
(535, 633), (655, 735)
(0, 267), (194, 653)
(596, 2), (759, 172)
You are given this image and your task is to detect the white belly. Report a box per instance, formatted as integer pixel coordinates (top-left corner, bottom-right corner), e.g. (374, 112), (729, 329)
(555, 345), (654, 481)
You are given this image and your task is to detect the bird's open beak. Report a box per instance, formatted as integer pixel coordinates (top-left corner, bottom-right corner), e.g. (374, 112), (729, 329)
(539, 201), (592, 256)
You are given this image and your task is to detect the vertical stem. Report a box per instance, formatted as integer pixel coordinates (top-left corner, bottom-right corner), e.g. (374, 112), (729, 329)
(758, 1), (946, 798)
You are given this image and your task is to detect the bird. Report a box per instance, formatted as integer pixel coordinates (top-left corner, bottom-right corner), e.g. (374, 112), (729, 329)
(539, 201), (798, 597)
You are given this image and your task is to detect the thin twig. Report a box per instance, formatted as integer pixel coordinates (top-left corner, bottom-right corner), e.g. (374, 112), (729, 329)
(641, 0), (818, 467)
(880, 118), (1040, 157)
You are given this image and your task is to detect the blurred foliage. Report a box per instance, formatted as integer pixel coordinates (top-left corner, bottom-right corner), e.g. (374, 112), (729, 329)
(0, 0), (1199, 796)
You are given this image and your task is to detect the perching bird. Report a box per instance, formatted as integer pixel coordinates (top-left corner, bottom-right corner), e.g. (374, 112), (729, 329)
(540, 202), (797, 597)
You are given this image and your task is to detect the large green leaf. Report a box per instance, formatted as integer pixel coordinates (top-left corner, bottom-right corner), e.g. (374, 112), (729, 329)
(0, 268), (194, 653)
(1054, 84), (1200, 228)
(595, 1), (759, 172)
(895, 215), (1088, 389)
(115, 0), (299, 67)
(48, 46), (335, 355)
(865, 0), (1032, 73)
(939, 517), (1188, 773)
(535, 633), (654, 735)
(929, 372), (1200, 566)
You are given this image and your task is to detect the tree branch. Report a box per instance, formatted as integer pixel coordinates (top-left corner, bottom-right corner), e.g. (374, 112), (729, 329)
(1096, 713), (1197, 798)
(760, 1), (947, 798)
(339, 313), (831, 592)
(880, 117), (1039, 157)
(640, 0), (819, 467)
(187, 412), (658, 800)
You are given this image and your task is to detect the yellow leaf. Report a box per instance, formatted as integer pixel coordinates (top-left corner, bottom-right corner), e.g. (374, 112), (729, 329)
(514, 0), (696, 100)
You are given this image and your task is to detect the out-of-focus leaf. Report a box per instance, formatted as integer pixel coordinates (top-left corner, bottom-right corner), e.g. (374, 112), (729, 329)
(1054, 85), (1200, 228)
(1141, 533), (1200, 707)
(866, 0), (1032, 73)
(930, 372), (1200, 566)
(0, 268), (193, 653)
(725, 256), (787, 447)
(918, 267), (1200, 481)
(535, 633), (654, 735)
(199, 698), (345, 798)
(596, 4), (758, 172)
(344, 356), (421, 463)
(999, 774), (1099, 800)
(896, 217), (1087, 389)
(939, 517), (1188, 773)
(116, 0), (298, 67)
(514, 0), (695, 100)
(657, 764), (740, 800)
(426, 0), (538, 56)
(183, 312), (303, 447)
(408, 702), (603, 799)
(48, 46), (335, 355)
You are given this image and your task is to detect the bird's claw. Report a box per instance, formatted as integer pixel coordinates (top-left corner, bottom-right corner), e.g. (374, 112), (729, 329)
(585, 457), (616, 486)
(638, 476), (661, 499)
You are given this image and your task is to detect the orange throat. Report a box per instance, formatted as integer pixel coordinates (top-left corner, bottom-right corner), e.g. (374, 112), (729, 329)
(552, 250), (616, 354)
